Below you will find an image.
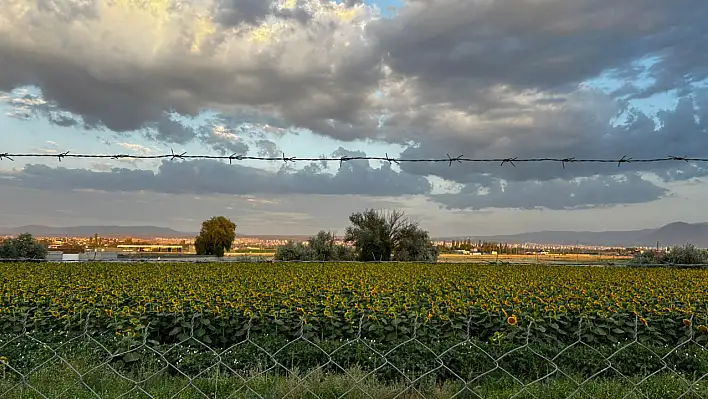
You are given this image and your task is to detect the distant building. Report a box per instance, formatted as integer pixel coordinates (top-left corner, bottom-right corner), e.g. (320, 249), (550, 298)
(116, 245), (184, 253)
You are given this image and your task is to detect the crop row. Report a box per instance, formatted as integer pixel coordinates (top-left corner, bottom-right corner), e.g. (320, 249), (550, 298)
(1, 262), (708, 347)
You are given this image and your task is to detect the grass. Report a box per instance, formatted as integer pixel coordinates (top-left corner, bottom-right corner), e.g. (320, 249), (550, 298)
(1, 351), (707, 399)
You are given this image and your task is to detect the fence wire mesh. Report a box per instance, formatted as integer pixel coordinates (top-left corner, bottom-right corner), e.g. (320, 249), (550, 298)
(1, 312), (707, 399)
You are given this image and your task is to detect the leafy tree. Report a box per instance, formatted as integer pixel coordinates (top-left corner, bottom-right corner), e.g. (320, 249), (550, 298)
(194, 216), (236, 257)
(344, 209), (438, 262)
(307, 230), (337, 260)
(393, 223), (439, 262)
(307, 230), (356, 261)
(0, 233), (48, 260)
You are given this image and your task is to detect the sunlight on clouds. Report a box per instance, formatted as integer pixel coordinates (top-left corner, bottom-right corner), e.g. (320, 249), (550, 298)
(334, 7), (358, 22)
(190, 16), (215, 52)
(212, 126), (240, 141)
(248, 24), (274, 44)
(116, 142), (153, 154)
(0, 0), (378, 61)
(114, 0), (171, 22)
(0, 0), (30, 25)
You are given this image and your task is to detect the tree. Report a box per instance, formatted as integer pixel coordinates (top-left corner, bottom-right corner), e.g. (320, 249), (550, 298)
(273, 231), (357, 261)
(344, 209), (438, 262)
(274, 241), (313, 261)
(0, 233), (48, 260)
(194, 216), (236, 257)
(307, 230), (337, 260)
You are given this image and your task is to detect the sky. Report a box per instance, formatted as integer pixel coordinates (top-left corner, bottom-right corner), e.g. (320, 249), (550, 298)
(1, 0), (708, 237)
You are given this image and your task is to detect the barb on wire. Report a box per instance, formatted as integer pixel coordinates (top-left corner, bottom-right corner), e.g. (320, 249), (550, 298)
(228, 153), (242, 165)
(617, 154), (632, 167)
(281, 152), (296, 163)
(500, 157), (517, 167)
(384, 152), (399, 165)
(170, 149), (186, 161)
(560, 157), (575, 169)
(447, 153), (463, 167)
(339, 156), (352, 168)
(1, 151), (708, 168)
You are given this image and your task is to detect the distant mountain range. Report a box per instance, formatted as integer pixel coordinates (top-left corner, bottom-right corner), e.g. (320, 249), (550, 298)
(0, 225), (312, 240)
(2, 222), (708, 247)
(0, 225), (197, 238)
(441, 222), (708, 247)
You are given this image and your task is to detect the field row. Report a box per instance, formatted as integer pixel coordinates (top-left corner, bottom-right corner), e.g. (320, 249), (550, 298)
(1, 262), (708, 347)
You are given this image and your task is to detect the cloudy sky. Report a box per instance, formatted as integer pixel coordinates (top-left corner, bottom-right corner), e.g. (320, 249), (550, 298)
(1, 0), (707, 237)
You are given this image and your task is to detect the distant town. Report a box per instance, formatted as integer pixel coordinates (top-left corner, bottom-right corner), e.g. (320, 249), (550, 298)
(0, 233), (656, 259)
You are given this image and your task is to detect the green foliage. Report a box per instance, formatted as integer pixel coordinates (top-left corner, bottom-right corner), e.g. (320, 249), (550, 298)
(0, 233), (48, 259)
(274, 231), (357, 261)
(194, 216), (236, 257)
(307, 230), (357, 261)
(5, 262), (708, 351)
(632, 244), (708, 265)
(345, 209), (438, 262)
(274, 241), (312, 261)
(3, 337), (708, 398)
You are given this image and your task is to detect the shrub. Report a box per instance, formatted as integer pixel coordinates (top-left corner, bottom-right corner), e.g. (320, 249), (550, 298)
(274, 241), (314, 261)
(632, 244), (708, 265)
(274, 231), (358, 261)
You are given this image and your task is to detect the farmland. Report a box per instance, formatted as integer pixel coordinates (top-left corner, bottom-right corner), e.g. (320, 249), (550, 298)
(437, 252), (632, 264)
(1, 262), (708, 397)
(2, 261), (708, 347)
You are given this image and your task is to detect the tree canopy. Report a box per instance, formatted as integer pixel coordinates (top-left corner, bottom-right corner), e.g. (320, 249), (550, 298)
(0, 233), (48, 260)
(274, 230), (356, 261)
(273, 209), (437, 262)
(344, 209), (438, 262)
(194, 216), (236, 257)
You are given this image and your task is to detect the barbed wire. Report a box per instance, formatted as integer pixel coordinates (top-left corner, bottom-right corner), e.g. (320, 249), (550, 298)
(0, 151), (705, 168)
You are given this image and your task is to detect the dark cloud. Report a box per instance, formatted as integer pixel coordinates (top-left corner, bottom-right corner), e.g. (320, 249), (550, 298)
(396, 89), (708, 187)
(255, 139), (280, 158)
(0, 0), (382, 144)
(197, 127), (250, 155)
(144, 115), (198, 145)
(433, 174), (668, 211)
(215, 0), (276, 26)
(215, 0), (314, 26)
(2, 0), (708, 213)
(0, 157), (431, 197)
(371, 0), (708, 94)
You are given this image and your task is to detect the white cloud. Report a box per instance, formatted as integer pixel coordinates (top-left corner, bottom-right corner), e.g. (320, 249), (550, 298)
(116, 142), (152, 154)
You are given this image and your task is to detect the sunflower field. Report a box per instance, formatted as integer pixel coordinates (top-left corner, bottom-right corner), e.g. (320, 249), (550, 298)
(1, 262), (707, 346)
(1, 261), (708, 392)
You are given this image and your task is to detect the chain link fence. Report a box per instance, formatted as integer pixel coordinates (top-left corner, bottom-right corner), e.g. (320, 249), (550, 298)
(1, 312), (708, 399)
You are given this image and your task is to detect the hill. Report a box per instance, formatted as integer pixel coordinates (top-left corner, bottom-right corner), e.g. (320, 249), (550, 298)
(4, 222), (708, 247)
(439, 222), (708, 247)
(0, 225), (196, 238)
